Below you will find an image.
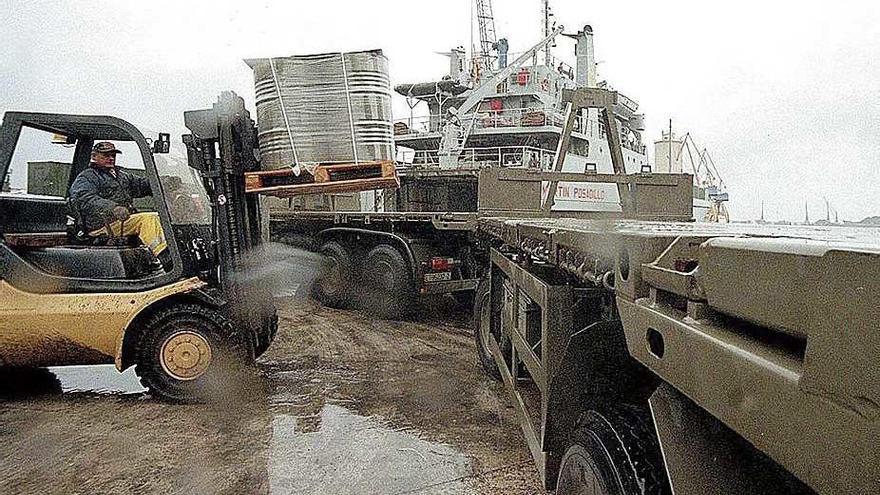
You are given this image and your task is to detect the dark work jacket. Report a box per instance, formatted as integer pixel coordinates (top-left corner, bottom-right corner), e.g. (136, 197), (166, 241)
(69, 165), (152, 232)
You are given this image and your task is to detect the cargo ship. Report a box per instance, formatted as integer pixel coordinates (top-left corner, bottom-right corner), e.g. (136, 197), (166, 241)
(390, 0), (727, 221)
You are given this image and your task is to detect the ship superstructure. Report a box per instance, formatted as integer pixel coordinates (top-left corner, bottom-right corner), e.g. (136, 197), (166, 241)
(390, 1), (723, 219)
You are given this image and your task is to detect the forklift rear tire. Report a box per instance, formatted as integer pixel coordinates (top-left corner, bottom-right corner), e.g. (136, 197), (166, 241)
(134, 303), (253, 403)
(312, 241), (353, 309)
(555, 406), (671, 495)
(362, 244), (413, 319)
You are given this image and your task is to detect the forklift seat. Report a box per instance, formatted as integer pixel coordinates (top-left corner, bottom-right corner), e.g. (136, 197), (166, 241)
(20, 245), (157, 279)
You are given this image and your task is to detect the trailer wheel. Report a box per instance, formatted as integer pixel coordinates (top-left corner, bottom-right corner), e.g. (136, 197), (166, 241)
(556, 406), (670, 495)
(134, 303), (253, 403)
(473, 279), (506, 379)
(362, 244), (413, 318)
(313, 241), (353, 309)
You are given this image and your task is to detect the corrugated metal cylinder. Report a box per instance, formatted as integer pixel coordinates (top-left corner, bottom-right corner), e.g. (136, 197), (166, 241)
(250, 50), (394, 171)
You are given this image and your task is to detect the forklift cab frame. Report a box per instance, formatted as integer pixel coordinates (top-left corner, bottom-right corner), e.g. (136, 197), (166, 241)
(0, 111), (209, 293)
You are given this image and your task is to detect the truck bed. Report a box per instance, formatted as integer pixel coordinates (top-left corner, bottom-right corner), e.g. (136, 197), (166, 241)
(271, 210), (478, 231)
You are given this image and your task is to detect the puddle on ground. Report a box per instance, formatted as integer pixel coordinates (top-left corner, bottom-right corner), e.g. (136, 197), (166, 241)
(269, 404), (471, 495)
(48, 364), (146, 395)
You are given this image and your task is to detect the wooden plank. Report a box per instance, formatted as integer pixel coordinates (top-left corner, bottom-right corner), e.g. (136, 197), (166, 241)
(314, 160), (394, 183)
(249, 176), (400, 197)
(245, 160), (397, 192)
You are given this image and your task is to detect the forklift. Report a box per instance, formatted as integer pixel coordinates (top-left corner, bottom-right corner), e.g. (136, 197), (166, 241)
(0, 92), (278, 402)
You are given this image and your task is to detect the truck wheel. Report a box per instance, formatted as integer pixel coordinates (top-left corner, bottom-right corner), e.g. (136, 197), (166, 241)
(362, 244), (413, 318)
(556, 407), (670, 495)
(254, 312), (279, 358)
(452, 289), (475, 309)
(134, 303), (253, 403)
(473, 279), (504, 379)
(312, 241), (353, 308)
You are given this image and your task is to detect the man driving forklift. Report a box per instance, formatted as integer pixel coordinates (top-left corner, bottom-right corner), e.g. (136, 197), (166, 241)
(68, 141), (172, 270)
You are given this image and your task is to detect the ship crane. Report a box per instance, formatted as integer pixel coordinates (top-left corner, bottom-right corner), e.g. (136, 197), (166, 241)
(438, 25), (565, 168)
(473, 0), (498, 79)
(675, 132), (730, 222)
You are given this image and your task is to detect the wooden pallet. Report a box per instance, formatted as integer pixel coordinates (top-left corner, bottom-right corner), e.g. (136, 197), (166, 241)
(244, 160), (399, 197)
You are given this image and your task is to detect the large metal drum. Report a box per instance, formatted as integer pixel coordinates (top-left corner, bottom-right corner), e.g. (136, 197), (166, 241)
(249, 50), (394, 171)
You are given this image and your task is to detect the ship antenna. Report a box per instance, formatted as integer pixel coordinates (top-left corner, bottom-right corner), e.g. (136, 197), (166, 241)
(668, 119), (673, 175)
(543, 0), (551, 65)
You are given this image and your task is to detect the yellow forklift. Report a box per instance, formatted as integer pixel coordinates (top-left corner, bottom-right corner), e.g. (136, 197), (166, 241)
(0, 92), (278, 401)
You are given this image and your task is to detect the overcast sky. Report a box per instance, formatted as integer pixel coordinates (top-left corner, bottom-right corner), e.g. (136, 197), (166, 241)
(2, 0), (878, 221)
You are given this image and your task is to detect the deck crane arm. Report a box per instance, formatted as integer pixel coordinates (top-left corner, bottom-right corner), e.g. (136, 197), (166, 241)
(456, 25), (564, 119)
(438, 26), (565, 167)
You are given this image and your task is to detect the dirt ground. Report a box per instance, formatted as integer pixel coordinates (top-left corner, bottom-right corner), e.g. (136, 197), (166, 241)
(0, 296), (543, 494)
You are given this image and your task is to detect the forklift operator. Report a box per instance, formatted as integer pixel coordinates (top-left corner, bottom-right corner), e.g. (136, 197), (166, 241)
(69, 141), (170, 268)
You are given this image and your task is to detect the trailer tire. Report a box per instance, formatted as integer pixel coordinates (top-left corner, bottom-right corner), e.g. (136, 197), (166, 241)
(133, 303), (254, 403)
(312, 241), (353, 309)
(362, 244), (413, 318)
(555, 406), (670, 495)
(473, 279), (506, 379)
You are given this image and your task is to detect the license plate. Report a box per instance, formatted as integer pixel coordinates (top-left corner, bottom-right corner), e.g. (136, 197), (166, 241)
(424, 271), (452, 282)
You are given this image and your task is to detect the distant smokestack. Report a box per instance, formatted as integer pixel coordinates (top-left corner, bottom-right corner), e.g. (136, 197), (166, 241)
(449, 46), (466, 80)
(574, 25), (596, 88)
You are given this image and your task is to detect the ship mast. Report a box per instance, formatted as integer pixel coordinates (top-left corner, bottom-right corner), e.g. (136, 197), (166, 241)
(542, 0), (553, 65)
(474, 0), (498, 76)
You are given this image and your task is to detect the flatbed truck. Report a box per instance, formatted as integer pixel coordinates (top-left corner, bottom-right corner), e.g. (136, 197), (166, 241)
(270, 209), (481, 316)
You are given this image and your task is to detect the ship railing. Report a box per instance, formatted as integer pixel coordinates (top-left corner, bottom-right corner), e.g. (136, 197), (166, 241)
(597, 122), (647, 155)
(502, 52), (575, 76)
(399, 145), (556, 170)
(394, 106), (589, 136)
(394, 115), (435, 135)
(466, 107), (588, 134)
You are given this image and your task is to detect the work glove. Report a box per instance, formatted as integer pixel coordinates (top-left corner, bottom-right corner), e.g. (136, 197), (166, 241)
(111, 206), (131, 222)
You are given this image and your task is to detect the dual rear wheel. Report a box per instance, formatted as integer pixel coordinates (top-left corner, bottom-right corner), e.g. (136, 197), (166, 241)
(312, 241), (413, 318)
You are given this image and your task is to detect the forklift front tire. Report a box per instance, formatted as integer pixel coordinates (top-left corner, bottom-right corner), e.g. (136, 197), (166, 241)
(133, 303), (253, 403)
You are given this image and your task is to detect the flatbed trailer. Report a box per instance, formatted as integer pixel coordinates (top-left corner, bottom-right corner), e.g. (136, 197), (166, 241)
(269, 210), (482, 315)
(473, 214), (880, 494)
(464, 88), (880, 494)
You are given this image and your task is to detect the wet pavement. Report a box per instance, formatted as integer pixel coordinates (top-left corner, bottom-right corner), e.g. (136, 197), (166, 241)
(0, 296), (541, 494)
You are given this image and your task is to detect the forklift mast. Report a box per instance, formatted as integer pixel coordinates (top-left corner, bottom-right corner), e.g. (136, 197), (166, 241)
(182, 91), (263, 289)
